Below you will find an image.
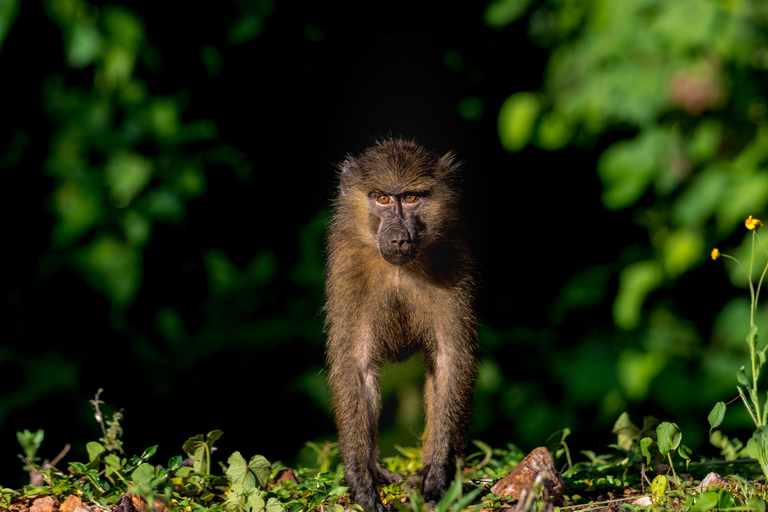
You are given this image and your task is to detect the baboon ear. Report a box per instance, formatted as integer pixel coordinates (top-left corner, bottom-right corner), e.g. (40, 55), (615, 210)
(339, 158), (354, 195)
(439, 151), (461, 176)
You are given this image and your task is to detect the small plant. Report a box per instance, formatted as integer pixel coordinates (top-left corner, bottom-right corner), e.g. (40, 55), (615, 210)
(90, 388), (124, 454)
(224, 452), (281, 512)
(16, 429), (45, 475)
(183, 429), (224, 477)
(710, 215), (768, 484)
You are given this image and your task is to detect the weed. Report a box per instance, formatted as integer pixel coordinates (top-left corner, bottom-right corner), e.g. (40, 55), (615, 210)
(710, 215), (768, 486)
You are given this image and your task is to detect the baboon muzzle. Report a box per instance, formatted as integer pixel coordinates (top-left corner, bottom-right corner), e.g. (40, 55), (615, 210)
(378, 226), (419, 265)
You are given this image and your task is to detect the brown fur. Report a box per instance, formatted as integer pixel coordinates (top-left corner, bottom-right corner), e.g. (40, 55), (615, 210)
(325, 138), (477, 511)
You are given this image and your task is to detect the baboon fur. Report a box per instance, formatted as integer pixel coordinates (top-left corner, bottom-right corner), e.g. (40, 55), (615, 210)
(325, 138), (477, 511)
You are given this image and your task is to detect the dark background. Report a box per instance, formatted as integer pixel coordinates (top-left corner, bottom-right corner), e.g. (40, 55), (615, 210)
(2, 0), (763, 488)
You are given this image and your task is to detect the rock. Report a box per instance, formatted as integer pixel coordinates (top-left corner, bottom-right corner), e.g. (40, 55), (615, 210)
(59, 495), (82, 512)
(130, 495), (167, 512)
(490, 447), (564, 501)
(698, 472), (729, 492)
(275, 469), (298, 484)
(30, 497), (59, 512)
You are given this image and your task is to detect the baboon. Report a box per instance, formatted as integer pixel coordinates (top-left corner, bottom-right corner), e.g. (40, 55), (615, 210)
(325, 138), (478, 512)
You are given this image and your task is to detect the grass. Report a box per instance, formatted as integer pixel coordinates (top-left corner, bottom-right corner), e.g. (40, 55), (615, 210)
(3, 390), (768, 512)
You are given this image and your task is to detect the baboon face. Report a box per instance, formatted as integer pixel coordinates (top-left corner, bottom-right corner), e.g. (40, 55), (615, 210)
(370, 192), (425, 265)
(338, 138), (461, 269)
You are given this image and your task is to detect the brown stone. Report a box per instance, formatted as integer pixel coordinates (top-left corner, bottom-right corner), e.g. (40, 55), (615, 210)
(130, 495), (167, 512)
(490, 447), (564, 501)
(30, 496), (59, 512)
(275, 469), (298, 484)
(697, 472), (729, 492)
(59, 495), (82, 512)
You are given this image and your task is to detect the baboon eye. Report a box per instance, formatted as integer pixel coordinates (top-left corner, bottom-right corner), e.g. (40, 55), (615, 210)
(376, 195), (390, 204)
(404, 195), (418, 203)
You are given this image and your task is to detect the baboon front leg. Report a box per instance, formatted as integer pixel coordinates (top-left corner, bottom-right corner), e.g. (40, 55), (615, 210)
(330, 365), (391, 512)
(421, 339), (477, 503)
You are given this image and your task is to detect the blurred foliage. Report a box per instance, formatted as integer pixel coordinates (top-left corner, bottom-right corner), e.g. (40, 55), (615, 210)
(489, 0), (768, 442)
(1, 0), (331, 476)
(42, 0), (216, 310)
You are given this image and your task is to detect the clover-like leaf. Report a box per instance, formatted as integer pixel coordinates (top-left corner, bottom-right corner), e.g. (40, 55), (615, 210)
(226, 451), (271, 494)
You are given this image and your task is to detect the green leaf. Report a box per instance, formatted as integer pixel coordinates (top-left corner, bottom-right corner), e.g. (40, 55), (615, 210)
(328, 486), (348, 497)
(265, 497), (284, 512)
(640, 437), (653, 465)
(687, 121), (723, 165)
(672, 166), (726, 226)
(452, 486), (484, 512)
(536, 109), (572, 150)
(708, 402), (726, 433)
(662, 229), (705, 277)
(738, 366), (751, 388)
(246, 491), (265, 512)
(656, 422), (681, 456)
(679, 444), (692, 468)
(611, 412), (639, 451)
(597, 132), (659, 210)
(168, 455), (183, 471)
(692, 491), (719, 512)
(226, 487), (265, 512)
(471, 439), (493, 457)
(650, 474), (667, 507)
(105, 150), (152, 198)
(86, 442), (105, 463)
(748, 426), (768, 481)
(140, 445), (157, 461)
(16, 429), (45, 460)
(131, 463), (155, 485)
(104, 453), (124, 472)
(616, 348), (666, 399)
(613, 260), (663, 331)
(182, 430), (223, 475)
(68, 461), (89, 475)
(484, 0), (534, 29)
(226, 452), (271, 494)
(497, 92), (541, 152)
(718, 489), (736, 510)
(747, 495), (766, 512)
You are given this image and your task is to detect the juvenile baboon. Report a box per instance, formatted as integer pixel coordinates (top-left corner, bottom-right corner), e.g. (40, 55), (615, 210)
(325, 138), (478, 512)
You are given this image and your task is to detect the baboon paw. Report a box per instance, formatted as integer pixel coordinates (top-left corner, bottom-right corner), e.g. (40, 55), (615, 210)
(376, 468), (404, 484)
(422, 473), (448, 503)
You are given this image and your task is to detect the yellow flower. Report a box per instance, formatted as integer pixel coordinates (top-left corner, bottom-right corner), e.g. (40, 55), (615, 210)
(711, 248), (720, 260)
(746, 215), (764, 230)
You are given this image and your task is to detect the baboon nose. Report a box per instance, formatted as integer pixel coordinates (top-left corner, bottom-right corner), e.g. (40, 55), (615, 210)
(390, 233), (408, 248)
